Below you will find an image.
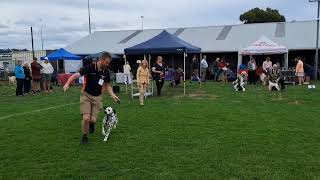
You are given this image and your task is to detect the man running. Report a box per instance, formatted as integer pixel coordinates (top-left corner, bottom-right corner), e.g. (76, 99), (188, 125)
(63, 52), (120, 144)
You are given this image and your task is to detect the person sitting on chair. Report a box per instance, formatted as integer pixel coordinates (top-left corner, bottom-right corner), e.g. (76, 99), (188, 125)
(170, 67), (184, 87)
(268, 64), (285, 90)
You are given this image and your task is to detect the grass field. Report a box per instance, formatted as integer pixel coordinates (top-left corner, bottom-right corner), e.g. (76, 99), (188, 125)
(0, 81), (319, 179)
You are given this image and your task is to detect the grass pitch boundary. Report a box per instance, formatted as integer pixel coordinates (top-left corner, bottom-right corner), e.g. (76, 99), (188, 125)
(0, 102), (79, 120)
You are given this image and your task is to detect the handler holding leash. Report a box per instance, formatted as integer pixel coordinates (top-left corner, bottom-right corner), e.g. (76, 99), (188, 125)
(63, 52), (120, 144)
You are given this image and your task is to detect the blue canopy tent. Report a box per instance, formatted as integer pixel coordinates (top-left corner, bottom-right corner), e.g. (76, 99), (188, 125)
(124, 30), (201, 55)
(41, 48), (82, 73)
(124, 30), (201, 95)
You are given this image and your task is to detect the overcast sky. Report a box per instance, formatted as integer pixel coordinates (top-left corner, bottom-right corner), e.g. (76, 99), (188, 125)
(0, 0), (318, 50)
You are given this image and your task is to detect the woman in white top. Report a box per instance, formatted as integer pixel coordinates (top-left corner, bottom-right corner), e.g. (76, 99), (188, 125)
(247, 58), (257, 84)
(123, 61), (132, 85)
(41, 58), (54, 92)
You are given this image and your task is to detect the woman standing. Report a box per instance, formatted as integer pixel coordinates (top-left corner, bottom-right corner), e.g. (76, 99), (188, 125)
(136, 60), (150, 106)
(14, 60), (25, 96)
(23, 63), (32, 94)
(218, 58), (228, 82)
(41, 58), (54, 92)
(295, 57), (304, 85)
(152, 56), (166, 96)
(247, 58), (257, 84)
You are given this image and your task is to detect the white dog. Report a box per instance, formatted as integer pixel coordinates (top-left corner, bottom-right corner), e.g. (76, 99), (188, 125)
(233, 72), (247, 91)
(102, 107), (118, 142)
(8, 76), (16, 84)
(268, 79), (280, 91)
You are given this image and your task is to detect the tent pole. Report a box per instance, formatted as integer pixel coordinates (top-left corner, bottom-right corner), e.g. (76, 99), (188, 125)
(148, 54), (151, 72)
(237, 52), (242, 73)
(184, 52), (186, 95)
(124, 55), (128, 93)
(284, 52), (289, 69)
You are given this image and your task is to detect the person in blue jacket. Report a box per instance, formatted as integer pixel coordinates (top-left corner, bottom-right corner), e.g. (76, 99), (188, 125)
(14, 60), (25, 96)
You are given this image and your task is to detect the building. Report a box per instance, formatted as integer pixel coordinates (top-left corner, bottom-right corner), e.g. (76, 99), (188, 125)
(0, 53), (12, 70)
(11, 50), (54, 66)
(65, 20), (319, 75)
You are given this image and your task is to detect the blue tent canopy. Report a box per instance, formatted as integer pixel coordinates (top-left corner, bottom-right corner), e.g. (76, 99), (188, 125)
(41, 48), (81, 61)
(124, 30), (201, 55)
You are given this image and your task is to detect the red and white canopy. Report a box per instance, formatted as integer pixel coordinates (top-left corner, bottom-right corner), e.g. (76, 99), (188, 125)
(240, 35), (288, 55)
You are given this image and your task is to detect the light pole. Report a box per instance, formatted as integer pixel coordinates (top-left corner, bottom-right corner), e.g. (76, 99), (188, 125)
(141, 16), (144, 30)
(40, 19), (44, 50)
(310, 0), (320, 80)
(88, 0), (92, 34)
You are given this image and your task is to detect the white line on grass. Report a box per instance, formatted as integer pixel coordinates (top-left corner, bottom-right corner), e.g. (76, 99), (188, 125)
(0, 102), (79, 120)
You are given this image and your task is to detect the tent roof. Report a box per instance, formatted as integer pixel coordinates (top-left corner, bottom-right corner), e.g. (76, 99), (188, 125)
(41, 48), (81, 61)
(85, 52), (122, 60)
(124, 30), (201, 55)
(240, 35), (288, 55)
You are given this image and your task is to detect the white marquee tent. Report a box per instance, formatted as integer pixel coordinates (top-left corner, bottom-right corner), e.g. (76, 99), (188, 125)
(238, 35), (289, 69)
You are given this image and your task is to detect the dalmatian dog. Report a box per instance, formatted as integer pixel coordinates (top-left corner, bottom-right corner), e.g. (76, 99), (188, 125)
(268, 79), (280, 91)
(233, 71), (247, 91)
(102, 107), (118, 142)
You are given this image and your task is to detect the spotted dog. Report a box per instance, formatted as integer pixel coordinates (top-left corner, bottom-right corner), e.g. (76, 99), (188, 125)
(102, 107), (118, 142)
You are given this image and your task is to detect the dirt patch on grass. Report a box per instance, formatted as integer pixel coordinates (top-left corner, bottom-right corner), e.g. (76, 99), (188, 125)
(271, 97), (288, 101)
(288, 100), (305, 105)
(187, 91), (218, 100)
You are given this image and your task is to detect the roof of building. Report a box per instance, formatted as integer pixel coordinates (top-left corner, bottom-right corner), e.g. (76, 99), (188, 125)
(65, 20), (318, 55)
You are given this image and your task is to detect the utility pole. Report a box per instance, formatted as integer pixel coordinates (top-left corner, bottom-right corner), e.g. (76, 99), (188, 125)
(141, 16), (144, 30)
(310, 0), (320, 80)
(30, 27), (35, 59)
(88, 0), (92, 34)
(40, 19), (44, 50)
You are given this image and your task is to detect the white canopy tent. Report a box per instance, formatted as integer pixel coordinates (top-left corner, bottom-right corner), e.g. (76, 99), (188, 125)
(238, 35), (289, 69)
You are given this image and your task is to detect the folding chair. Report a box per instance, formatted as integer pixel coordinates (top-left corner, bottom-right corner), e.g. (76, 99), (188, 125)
(131, 79), (154, 100)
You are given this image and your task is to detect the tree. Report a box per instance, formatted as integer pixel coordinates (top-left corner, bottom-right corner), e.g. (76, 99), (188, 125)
(240, 7), (286, 24)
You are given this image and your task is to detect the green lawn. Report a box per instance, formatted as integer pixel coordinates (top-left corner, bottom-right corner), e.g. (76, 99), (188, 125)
(0, 81), (319, 179)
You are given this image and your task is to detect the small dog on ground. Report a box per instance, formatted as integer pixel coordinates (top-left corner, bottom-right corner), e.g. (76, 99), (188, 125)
(233, 71), (247, 91)
(260, 73), (267, 85)
(268, 79), (280, 91)
(8, 76), (16, 84)
(102, 107), (118, 142)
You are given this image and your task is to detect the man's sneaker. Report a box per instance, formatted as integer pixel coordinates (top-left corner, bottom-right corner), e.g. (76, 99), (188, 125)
(89, 123), (95, 134)
(81, 135), (89, 144)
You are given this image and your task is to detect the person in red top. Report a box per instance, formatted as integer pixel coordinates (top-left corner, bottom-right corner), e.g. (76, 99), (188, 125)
(31, 57), (42, 93)
(218, 58), (228, 82)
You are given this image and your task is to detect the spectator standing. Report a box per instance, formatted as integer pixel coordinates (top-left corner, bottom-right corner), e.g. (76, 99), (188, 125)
(295, 57), (304, 85)
(247, 58), (257, 84)
(200, 55), (208, 81)
(31, 57), (42, 93)
(262, 57), (273, 73)
(191, 55), (200, 82)
(212, 58), (220, 82)
(152, 56), (165, 96)
(14, 60), (25, 96)
(41, 58), (54, 92)
(136, 60), (150, 106)
(23, 63), (32, 94)
(123, 61), (132, 85)
(219, 58), (228, 82)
